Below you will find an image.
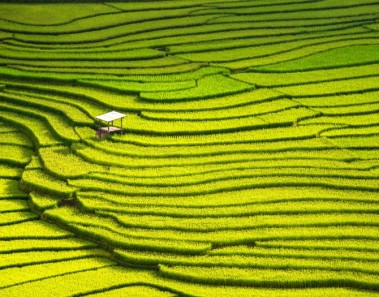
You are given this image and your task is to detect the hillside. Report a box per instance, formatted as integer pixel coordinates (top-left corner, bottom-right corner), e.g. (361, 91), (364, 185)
(0, 1), (378, 296)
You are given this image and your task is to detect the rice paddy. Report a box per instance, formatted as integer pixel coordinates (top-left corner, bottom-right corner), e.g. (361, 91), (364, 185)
(0, 0), (378, 296)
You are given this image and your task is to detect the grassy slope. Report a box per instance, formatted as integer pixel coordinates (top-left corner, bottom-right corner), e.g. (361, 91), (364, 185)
(0, 0), (378, 296)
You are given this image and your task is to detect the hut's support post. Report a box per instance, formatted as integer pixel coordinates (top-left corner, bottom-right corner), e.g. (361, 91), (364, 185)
(121, 118), (123, 134)
(98, 119), (101, 139)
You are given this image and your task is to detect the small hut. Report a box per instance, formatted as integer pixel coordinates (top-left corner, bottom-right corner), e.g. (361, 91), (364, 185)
(95, 111), (126, 139)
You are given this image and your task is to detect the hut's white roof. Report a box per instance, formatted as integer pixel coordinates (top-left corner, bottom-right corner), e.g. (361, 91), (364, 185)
(95, 111), (126, 122)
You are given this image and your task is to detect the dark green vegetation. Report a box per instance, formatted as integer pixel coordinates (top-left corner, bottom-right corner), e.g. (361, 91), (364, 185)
(0, 0), (378, 296)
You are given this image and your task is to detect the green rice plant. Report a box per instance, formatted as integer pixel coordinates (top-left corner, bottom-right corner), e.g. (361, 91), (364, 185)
(0, 164), (23, 179)
(99, 212), (379, 233)
(178, 34), (379, 64)
(24, 6), (198, 30)
(74, 146), (362, 178)
(350, 149), (379, 160)
(21, 169), (75, 198)
(24, 155), (42, 170)
(207, 14), (375, 28)
(84, 139), (319, 162)
(158, 265), (379, 288)
(87, 166), (377, 189)
(141, 98), (298, 121)
(9, 20), (257, 49)
(122, 22), (367, 53)
(115, 248), (379, 274)
(0, 249), (109, 270)
(15, 14), (227, 44)
(1, 55), (189, 70)
(140, 88), (281, 112)
(0, 109), (67, 147)
(0, 266), (152, 297)
(109, 1), (229, 11)
(77, 186), (379, 208)
(115, 222), (379, 245)
(124, 114), (269, 135)
(346, 153), (379, 167)
(7, 60), (202, 76)
(72, 142), (355, 170)
(45, 207), (211, 255)
(208, 1), (378, 20)
(0, 101), (80, 143)
(0, 3), (116, 25)
(0, 200), (29, 213)
(218, 38), (379, 69)
(0, 257), (115, 290)
(0, 46), (164, 61)
(233, 63), (379, 87)
(86, 134), (334, 157)
(276, 76), (379, 97)
(326, 135), (379, 149)
(112, 124), (334, 146)
(300, 113), (379, 127)
(0, 212), (38, 226)
(85, 137), (332, 159)
(0, 263), (372, 297)
(87, 285), (175, 297)
(258, 107), (320, 125)
(3, 83), (107, 117)
(2, 78), (135, 110)
(0, 131), (33, 148)
(24, 201), (379, 245)
(210, 245), (379, 262)
(0, 220), (73, 240)
(75, 127), (98, 140)
(3, 70), (262, 115)
(39, 146), (104, 179)
(120, 23), (350, 52)
(0, 2), (378, 295)
(210, 0), (379, 13)
(102, 62), (217, 79)
(73, 225), (212, 256)
(256, 239), (379, 252)
(79, 79), (197, 94)
(103, 155), (377, 180)
(0, 32), (12, 40)
(29, 192), (58, 212)
(0, 144), (34, 166)
(0, 66), (97, 84)
(0, 179), (27, 200)
(296, 91), (379, 107)
(79, 196), (379, 219)
(168, 26), (367, 54)
(0, 237), (97, 254)
(0, 90), (94, 125)
(1, 65), (227, 90)
(0, 6), (203, 34)
(254, 44), (379, 72)
(0, 123), (18, 133)
(87, 158), (379, 180)
(367, 22), (379, 31)
(115, 225), (379, 246)
(6, 4), (367, 49)
(311, 102), (379, 116)
(321, 126), (379, 137)
(140, 74), (253, 102)
(0, 262), (372, 297)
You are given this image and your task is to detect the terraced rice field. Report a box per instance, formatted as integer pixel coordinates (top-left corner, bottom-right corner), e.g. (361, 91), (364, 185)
(0, 0), (378, 296)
